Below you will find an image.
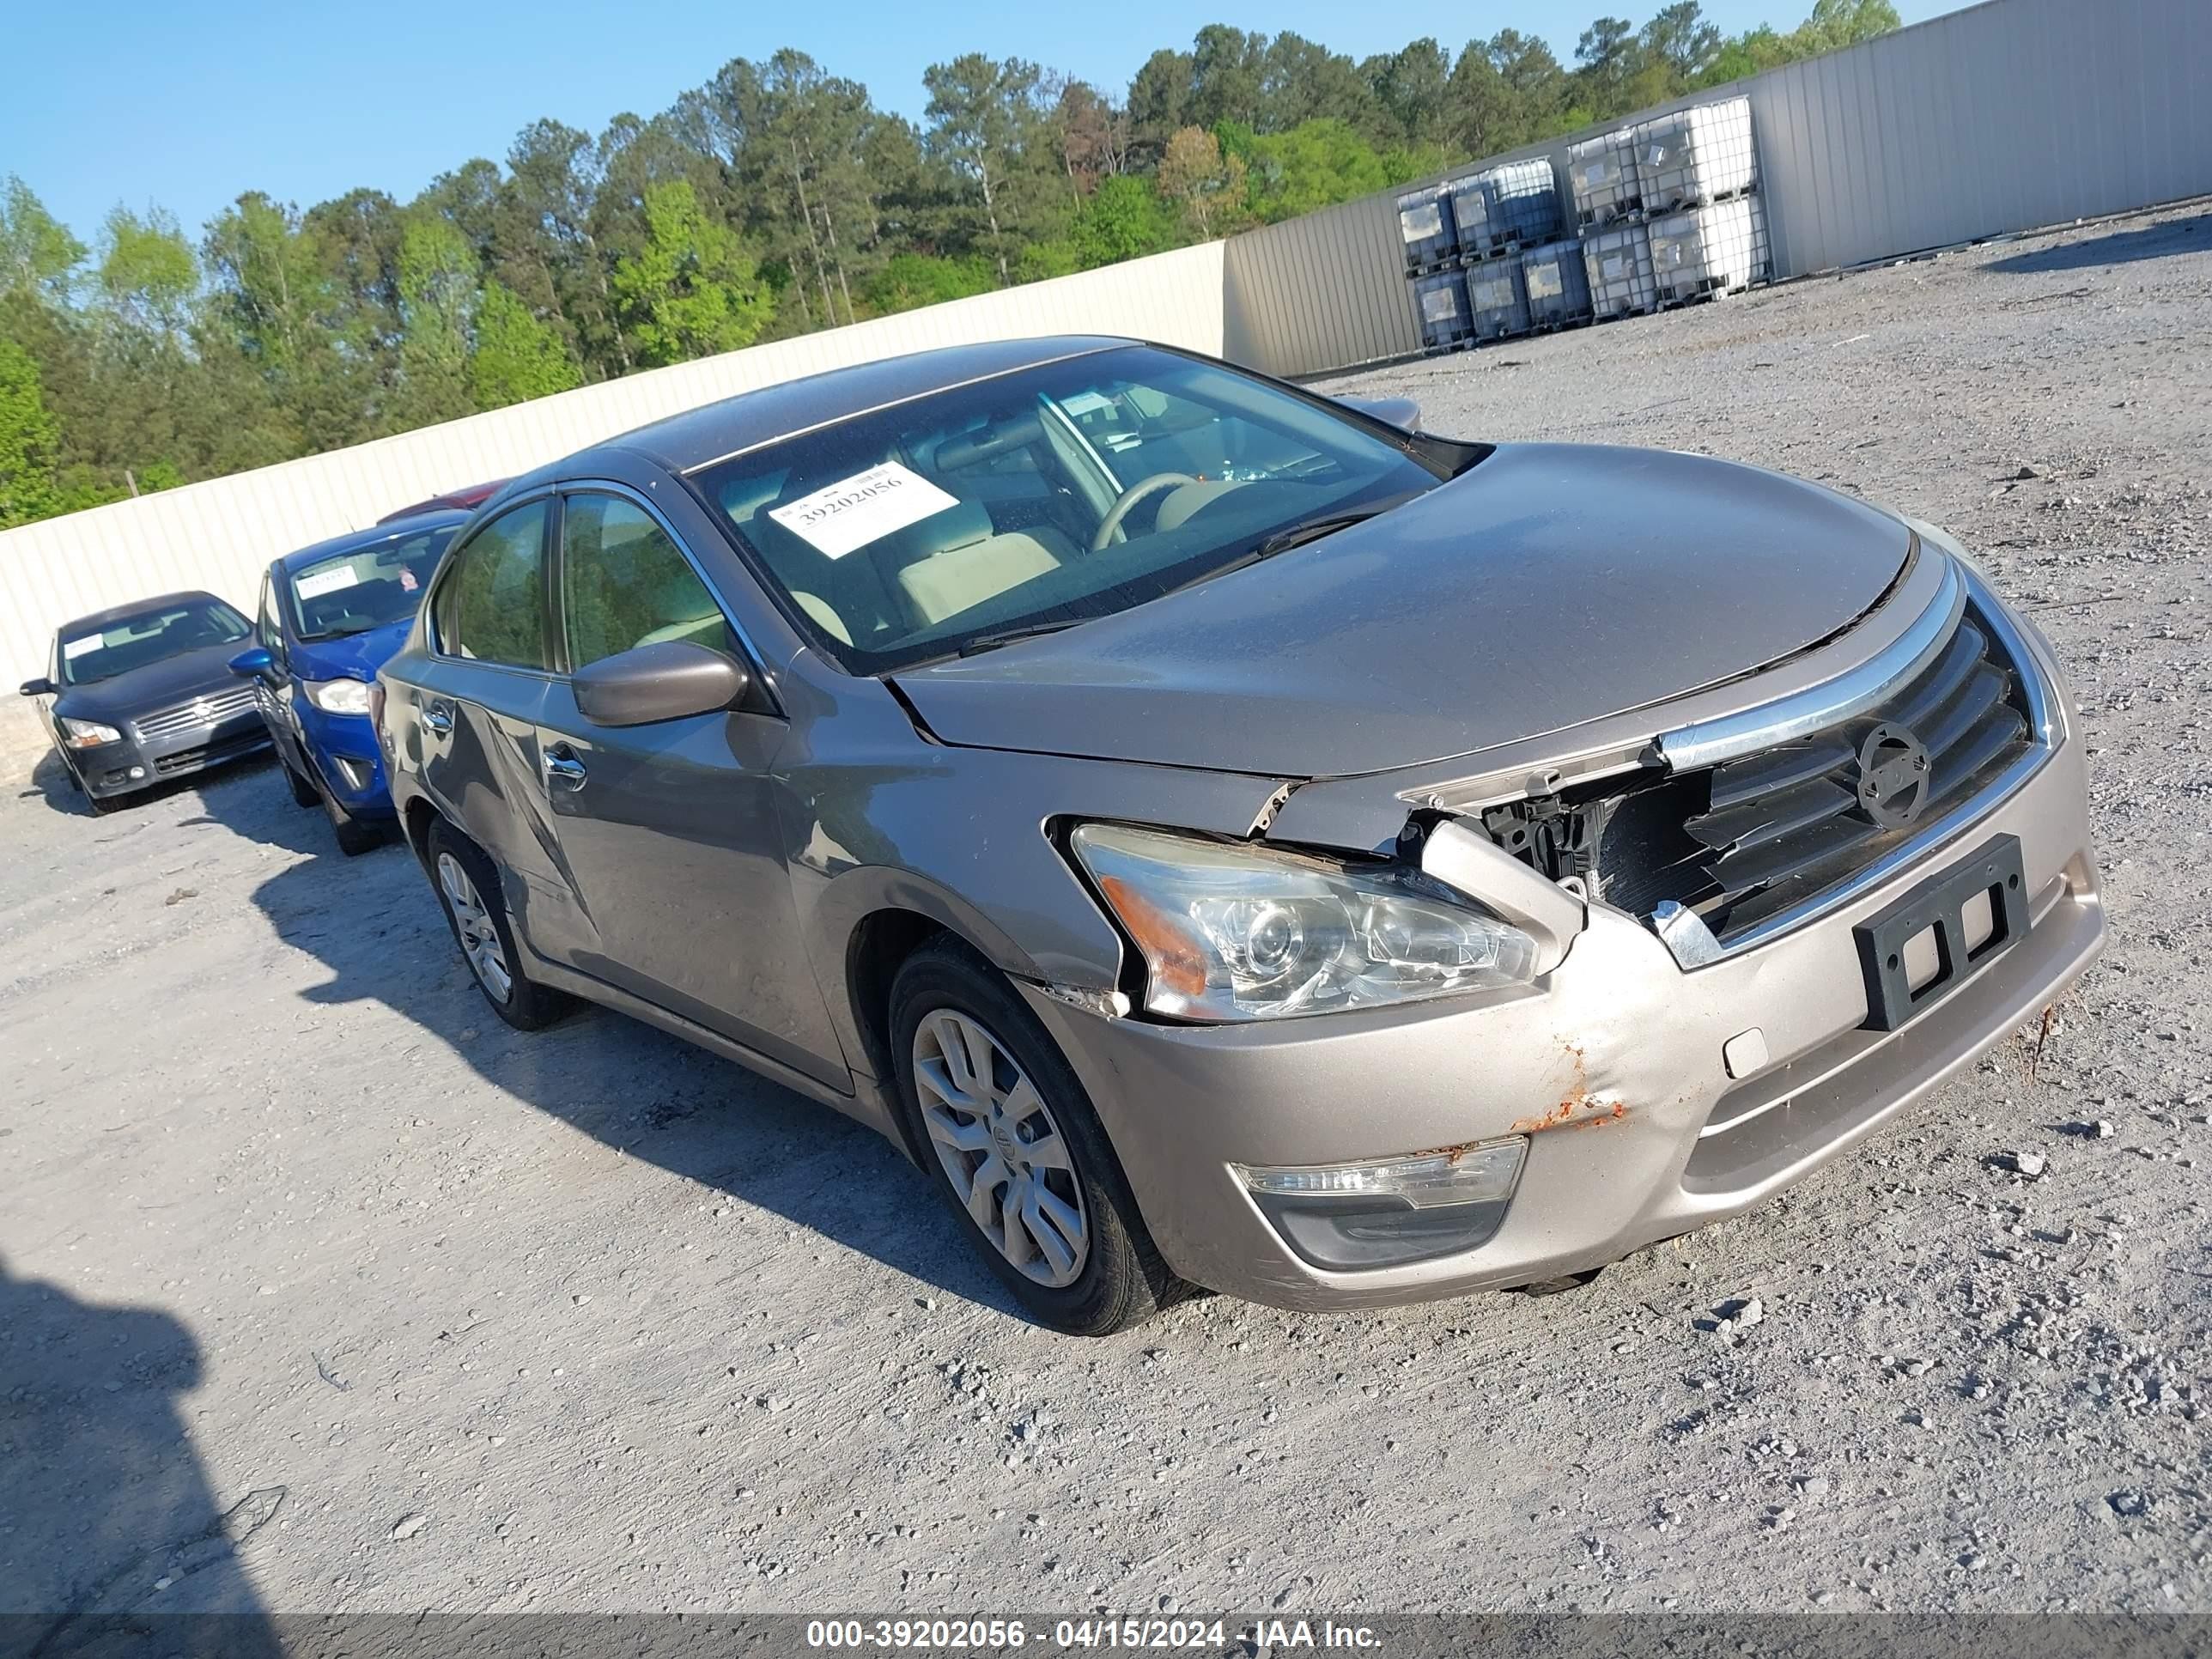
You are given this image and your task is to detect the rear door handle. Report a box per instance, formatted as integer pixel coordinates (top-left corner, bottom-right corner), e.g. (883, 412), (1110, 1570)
(543, 744), (588, 791)
(422, 703), (454, 736)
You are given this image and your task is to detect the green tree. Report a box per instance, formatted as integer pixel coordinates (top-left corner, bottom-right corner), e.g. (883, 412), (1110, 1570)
(1574, 16), (1645, 117)
(393, 216), (478, 426)
(611, 179), (773, 365)
(1795, 0), (1905, 52)
(470, 281), (581, 408)
(1069, 175), (1173, 269)
(922, 53), (1057, 286)
(1, 178), (87, 303)
(1155, 127), (1249, 240)
(0, 337), (62, 527)
(860, 252), (996, 314)
(1187, 26), (1269, 131)
(1259, 34), (1376, 132)
(95, 207), (197, 337)
(1364, 39), (1454, 149)
(1243, 119), (1392, 222)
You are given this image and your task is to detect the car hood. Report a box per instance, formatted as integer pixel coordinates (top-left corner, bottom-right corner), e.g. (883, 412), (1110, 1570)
(292, 616), (414, 684)
(890, 443), (1915, 780)
(52, 640), (252, 724)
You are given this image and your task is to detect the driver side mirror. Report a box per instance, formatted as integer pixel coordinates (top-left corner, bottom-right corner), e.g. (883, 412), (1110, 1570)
(1340, 394), (1422, 432)
(573, 641), (750, 727)
(19, 677), (54, 697)
(227, 646), (276, 680)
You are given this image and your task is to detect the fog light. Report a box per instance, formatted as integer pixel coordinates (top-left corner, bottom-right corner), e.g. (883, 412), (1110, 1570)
(1236, 1139), (1527, 1271)
(128, 765), (146, 780)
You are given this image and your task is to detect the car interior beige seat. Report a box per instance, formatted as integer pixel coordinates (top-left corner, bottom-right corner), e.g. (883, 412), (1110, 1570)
(887, 501), (1063, 627)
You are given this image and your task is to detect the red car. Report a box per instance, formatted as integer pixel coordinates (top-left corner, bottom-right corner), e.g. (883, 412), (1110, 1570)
(376, 479), (508, 524)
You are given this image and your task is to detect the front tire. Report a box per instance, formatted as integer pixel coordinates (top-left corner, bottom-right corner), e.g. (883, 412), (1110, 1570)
(283, 757), (320, 807)
(890, 939), (1182, 1336)
(425, 820), (568, 1030)
(325, 792), (382, 857)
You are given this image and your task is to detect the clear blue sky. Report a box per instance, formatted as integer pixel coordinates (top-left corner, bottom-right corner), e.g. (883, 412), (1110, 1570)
(3, 0), (1966, 247)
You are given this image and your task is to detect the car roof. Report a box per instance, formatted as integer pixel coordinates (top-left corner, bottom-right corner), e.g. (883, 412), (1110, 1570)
(588, 335), (1138, 476)
(58, 589), (231, 637)
(276, 509), (470, 574)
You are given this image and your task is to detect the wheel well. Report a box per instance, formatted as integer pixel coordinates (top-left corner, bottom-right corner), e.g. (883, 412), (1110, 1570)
(846, 907), (949, 1101)
(401, 797), (441, 868)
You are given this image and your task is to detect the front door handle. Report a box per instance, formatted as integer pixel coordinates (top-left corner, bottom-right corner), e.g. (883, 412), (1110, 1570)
(422, 703), (454, 736)
(543, 745), (588, 791)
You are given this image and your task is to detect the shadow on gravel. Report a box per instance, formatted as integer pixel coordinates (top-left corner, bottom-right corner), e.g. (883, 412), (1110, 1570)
(227, 817), (1023, 1323)
(16, 743), (283, 824)
(0, 1255), (283, 1652)
(1987, 210), (2211, 275)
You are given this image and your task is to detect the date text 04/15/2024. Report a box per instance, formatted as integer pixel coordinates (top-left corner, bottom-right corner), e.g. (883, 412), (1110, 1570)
(804, 1618), (1382, 1650)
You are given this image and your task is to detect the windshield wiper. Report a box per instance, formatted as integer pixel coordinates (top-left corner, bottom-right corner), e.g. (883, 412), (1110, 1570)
(954, 618), (1080, 658)
(1245, 489), (1426, 562)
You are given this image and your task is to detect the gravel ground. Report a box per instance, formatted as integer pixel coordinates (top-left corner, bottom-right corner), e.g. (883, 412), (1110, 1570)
(5, 204), (2211, 1626)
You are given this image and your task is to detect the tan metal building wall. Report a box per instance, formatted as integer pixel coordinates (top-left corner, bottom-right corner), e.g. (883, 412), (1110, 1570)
(1224, 0), (2212, 377)
(0, 241), (1226, 683)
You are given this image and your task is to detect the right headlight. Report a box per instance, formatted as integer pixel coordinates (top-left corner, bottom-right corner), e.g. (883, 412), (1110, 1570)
(1070, 823), (1537, 1023)
(59, 717), (122, 748)
(302, 678), (373, 715)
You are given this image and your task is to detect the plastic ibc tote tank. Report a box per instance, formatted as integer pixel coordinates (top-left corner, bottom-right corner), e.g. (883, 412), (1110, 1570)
(1519, 240), (1592, 329)
(1481, 158), (1565, 252)
(1412, 270), (1473, 351)
(1583, 222), (1656, 320)
(1396, 186), (1456, 272)
(1647, 195), (1770, 304)
(1567, 128), (1643, 227)
(1465, 256), (1531, 340)
(1634, 97), (1756, 215)
(1444, 175), (1492, 262)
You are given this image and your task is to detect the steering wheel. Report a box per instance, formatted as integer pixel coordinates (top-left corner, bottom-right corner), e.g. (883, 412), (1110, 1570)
(1089, 471), (1199, 552)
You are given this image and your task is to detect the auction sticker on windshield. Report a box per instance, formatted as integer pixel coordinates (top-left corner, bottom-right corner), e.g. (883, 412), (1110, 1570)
(769, 461), (961, 560)
(296, 565), (362, 599)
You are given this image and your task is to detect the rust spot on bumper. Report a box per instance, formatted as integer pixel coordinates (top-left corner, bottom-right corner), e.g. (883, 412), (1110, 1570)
(1510, 1040), (1628, 1133)
(1510, 1091), (1629, 1133)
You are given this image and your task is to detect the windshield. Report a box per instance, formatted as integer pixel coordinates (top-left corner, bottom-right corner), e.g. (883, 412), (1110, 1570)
(692, 345), (1471, 672)
(59, 599), (249, 685)
(287, 525), (455, 641)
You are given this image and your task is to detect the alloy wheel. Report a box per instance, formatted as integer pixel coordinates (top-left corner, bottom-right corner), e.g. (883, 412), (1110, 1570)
(436, 851), (514, 1005)
(911, 1009), (1090, 1287)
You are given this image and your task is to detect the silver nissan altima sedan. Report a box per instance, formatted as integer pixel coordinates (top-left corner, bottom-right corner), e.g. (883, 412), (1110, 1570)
(374, 335), (2103, 1334)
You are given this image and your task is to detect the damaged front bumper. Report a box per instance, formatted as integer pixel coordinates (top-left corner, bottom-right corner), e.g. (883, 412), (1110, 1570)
(1019, 569), (2105, 1312)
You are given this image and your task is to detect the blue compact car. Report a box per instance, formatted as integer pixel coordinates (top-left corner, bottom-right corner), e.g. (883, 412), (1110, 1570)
(228, 511), (465, 854)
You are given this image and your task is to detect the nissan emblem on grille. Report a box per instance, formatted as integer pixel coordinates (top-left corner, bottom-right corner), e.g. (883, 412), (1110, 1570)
(1856, 722), (1931, 828)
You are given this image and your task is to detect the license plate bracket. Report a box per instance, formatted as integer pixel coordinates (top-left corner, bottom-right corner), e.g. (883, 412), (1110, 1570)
(1855, 834), (2029, 1031)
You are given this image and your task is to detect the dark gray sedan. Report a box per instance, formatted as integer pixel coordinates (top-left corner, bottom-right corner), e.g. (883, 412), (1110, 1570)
(374, 336), (2103, 1334)
(19, 590), (269, 811)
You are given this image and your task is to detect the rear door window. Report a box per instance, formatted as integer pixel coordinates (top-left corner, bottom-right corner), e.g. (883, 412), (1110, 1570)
(433, 501), (551, 670)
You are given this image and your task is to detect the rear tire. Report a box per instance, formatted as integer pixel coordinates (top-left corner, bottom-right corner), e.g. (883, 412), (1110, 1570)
(424, 820), (568, 1030)
(890, 938), (1184, 1336)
